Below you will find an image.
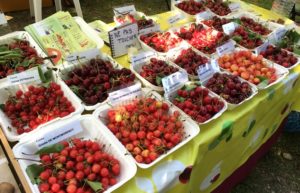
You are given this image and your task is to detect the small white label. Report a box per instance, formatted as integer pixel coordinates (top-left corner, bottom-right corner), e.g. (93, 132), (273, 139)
(255, 41), (270, 55)
(131, 51), (156, 66)
(216, 40), (235, 56)
(139, 24), (160, 36)
(222, 22), (237, 35)
(229, 3), (240, 12)
(0, 12), (7, 25)
(197, 60), (219, 82)
(274, 27), (288, 41)
(108, 83), (142, 105)
(113, 5), (136, 15)
(35, 120), (83, 149)
(66, 48), (101, 63)
(196, 11), (212, 22)
(168, 13), (185, 25)
(162, 70), (189, 93)
(7, 69), (41, 85)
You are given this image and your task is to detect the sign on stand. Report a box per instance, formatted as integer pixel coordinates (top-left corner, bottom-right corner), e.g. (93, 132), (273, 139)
(139, 24), (160, 36)
(108, 82), (142, 105)
(108, 23), (139, 58)
(7, 69), (41, 85)
(222, 22), (237, 35)
(168, 12), (185, 25)
(229, 3), (240, 12)
(196, 11), (213, 22)
(162, 70), (189, 93)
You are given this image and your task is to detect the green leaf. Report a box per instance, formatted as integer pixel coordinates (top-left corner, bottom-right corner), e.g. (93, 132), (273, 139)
(38, 65), (46, 83)
(0, 104), (4, 111)
(35, 143), (64, 155)
(293, 46), (300, 55)
(208, 138), (221, 151)
(232, 35), (242, 43)
(44, 69), (53, 82)
(184, 84), (197, 91)
(220, 120), (233, 140)
(175, 96), (185, 102)
(256, 76), (269, 88)
(26, 164), (44, 184)
(87, 180), (103, 192)
(231, 18), (241, 25)
(70, 85), (80, 96)
(155, 76), (162, 86)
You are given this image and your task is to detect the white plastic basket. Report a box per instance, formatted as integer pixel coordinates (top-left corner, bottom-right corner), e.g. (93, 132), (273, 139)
(0, 31), (50, 88)
(93, 88), (200, 169)
(164, 81), (227, 125)
(58, 52), (137, 111)
(173, 1), (207, 21)
(201, 71), (258, 110)
(204, 2), (241, 18)
(0, 78), (84, 142)
(12, 115), (137, 193)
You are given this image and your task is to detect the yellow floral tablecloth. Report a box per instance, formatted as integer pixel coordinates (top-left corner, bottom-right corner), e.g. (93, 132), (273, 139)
(91, 1), (300, 192)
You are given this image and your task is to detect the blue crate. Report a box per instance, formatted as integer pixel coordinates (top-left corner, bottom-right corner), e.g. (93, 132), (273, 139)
(284, 111), (300, 132)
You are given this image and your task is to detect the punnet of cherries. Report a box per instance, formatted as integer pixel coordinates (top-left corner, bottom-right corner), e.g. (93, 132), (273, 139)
(103, 97), (185, 164)
(172, 84), (225, 123)
(205, 73), (253, 104)
(204, 0), (232, 16)
(175, 0), (206, 15)
(30, 138), (121, 193)
(202, 16), (231, 32)
(2, 82), (75, 134)
(63, 58), (135, 105)
(139, 58), (179, 87)
(239, 16), (271, 36)
(232, 26), (264, 49)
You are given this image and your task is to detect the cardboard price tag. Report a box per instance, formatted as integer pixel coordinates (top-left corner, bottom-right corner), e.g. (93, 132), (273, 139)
(65, 48), (100, 63)
(255, 41), (270, 55)
(216, 40), (235, 56)
(162, 70), (189, 93)
(139, 24), (160, 36)
(222, 22), (237, 35)
(131, 51), (156, 66)
(168, 13), (185, 25)
(196, 11), (212, 22)
(229, 3), (240, 12)
(7, 69), (41, 85)
(35, 120), (83, 149)
(197, 60), (219, 82)
(113, 5), (136, 15)
(108, 83), (142, 105)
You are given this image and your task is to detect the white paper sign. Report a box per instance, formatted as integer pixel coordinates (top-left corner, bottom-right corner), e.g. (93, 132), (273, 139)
(196, 11), (213, 22)
(65, 48), (100, 63)
(162, 70), (189, 93)
(222, 22), (237, 35)
(0, 12), (7, 25)
(109, 23), (140, 58)
(131, 51), (156, 66)
(216, 40), (235, 56)
(139, 24), (161, 36)
(229, 3), (240, 12)
(108, 82), (142, 105)
(7, 69), (41, 85)
(113, 5), (136, 15)
(35, 120), (83, 149)
(168, 13), (185, 25)
(197, 60), (220, 82)
(255, 41), (270, 55)
(274, 27), (288, 41)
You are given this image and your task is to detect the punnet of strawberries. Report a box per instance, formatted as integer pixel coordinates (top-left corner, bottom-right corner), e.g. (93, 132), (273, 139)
(103, 97), (185, 164)
(26, 138), (121, 193)
(175, 0), (206, 15)
(0, 39), (43, 79)
(63, 58), (135, 105)
(1, 82), (75, 134)
(172, 83), (225, 123)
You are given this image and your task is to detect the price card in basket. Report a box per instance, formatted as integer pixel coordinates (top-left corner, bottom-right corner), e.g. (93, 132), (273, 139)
(196, 11), (213, 22)
(162, 70), (189, 93)
(108, 83), (142, 105)
(7, 68), (41, 85)
(255, 41), (270, 55)
(274, 27), (288, 41)
(222, 22), (237, 35)
(197, 60), (220, 82)
(65, 48), (101, 63)
(131, 51), (156, 66)
(139, 24), (160, 36)
(216, 40), (235, 56)
(229, 3), (240, 12)
(168, 13), (185, 25)
(35, 120), (83, 149)
(113, 4), (136, 15)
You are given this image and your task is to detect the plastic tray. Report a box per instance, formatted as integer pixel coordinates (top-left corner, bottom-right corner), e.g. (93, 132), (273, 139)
(215, 48), (289, 90)
(93, 88), (200, 169)
(0, 78), (84, 142)
(130, 55), (180, 93)
(0, 31), (50, 88)
(166, 44), (210, 80)
(173, 1), (207, 21)
(13, 115), (137, 193)
(202, 71), (258, 110)
(58, 52), (137, 111)
(204, 2), (241, 18)
(165, 81), (228, 125)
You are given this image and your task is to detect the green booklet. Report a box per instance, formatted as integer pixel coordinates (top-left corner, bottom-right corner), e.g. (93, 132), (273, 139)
(25, 11), (97, 65)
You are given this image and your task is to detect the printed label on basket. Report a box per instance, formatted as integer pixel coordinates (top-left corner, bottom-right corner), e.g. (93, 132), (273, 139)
(113, 4), (136, 15)
(109, 22), (139, 58)
(139, 24), (160, 36)
(131, 51), (156, 66)
(222, 22), (237, 35)
(274, 27), (288, 41)
(65, 48), (100, 63)
(108, 83), (142, 105)
(255, 41), (269, 55)
(197, 60), (219, 82)
(168, 13), (185, 25)
(162, 70), (189, 93)
(216, 40), (235, 56)
(7, 69), (41, 85)
(196, 11), (213, 22)
(229, 3), (240, 12)
(0, 11), (7, 25)
(35, 120), (83, 149)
